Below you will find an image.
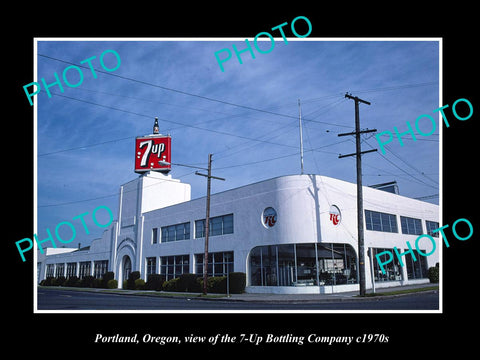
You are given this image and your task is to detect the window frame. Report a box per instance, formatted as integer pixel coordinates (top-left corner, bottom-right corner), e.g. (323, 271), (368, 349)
(365, 210), (398, 233)
(426, 220), (440, 237)
(160, 222), (190, 243)
(400, 216), (423, 235)
(195, 214), (234, 238)
(152, 228), (158, 244)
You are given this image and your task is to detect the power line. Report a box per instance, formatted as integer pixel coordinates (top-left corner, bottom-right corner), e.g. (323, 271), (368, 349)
(74, 86), (315, 129)
(213, 120), (299, 160)
(38, 169), (197, 208)
(38, 92), (345, 157)
(37, 54), (439, 160)
(214, 138), (348, 171)
(38, 53), (354, 129)
(302, 98), (347, 119)
(43, 93), (302, 151)
(383, 144), (439, 185)
(36, 53), (440, 210)
(41, 92), (352, 158)
(360, 156), (439, 189)
(213, 97), (348, 161)
(38, 135), (135, 157)
(363, 139), (438, 190)
(349, 81), (438, 95)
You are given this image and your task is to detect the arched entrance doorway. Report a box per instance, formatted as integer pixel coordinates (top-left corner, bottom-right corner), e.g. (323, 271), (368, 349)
(116, 237), (136, 289)
(122, 255), (132, 285)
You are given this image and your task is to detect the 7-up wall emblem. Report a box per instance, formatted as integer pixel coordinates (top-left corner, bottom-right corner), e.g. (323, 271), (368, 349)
(134, 135), (171, 173)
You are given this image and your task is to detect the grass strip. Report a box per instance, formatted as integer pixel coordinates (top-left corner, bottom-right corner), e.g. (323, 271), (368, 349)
(39, 286), (226, 299)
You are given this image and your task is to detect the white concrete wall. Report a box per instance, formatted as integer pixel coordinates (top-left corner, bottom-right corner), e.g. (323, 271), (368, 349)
(141, 174), (439, 290)
(38, 174), (440, 293)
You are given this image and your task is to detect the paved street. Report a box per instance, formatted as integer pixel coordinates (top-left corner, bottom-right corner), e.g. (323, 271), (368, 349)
(37, 288), (439, 311)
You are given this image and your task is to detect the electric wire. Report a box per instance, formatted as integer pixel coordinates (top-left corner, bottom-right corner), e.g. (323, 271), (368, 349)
(36, 53), (440, 208)
(40, 92), (351, 158)
(363, 139), (438, 190)
(383, 144), (439, 185)
(40, 93), (303, 152)
(38, 170), (197, 208)
(38, 53), (354, 129)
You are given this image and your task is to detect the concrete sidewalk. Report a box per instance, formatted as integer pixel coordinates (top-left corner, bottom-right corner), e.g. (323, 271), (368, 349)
(38, 283), (439, 303)
(222, 284), (439, 303)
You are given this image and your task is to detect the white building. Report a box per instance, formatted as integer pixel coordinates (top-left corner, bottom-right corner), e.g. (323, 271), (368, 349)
(37, 171), (439, 294)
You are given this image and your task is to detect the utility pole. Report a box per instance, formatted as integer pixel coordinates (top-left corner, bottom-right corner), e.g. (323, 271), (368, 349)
(298, 99), (304, 175)
(195, 154), (225, 295)
(338, 93), (377, 296)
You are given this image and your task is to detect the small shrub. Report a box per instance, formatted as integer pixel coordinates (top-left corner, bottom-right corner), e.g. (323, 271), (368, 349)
(228, 272), (246, 294)
(428, 266), (439, 283)
(177, 274), (201, 292)
(107, 279), (118, 289)
(54, 276), (66, 286)
(93, 278), (104, 288)
(43, 277), (54, 286)
(145, 274), (165, 291)
(64, 276), (80, 287)
(80, 275), (95, 288)
(135, 279), (146, 290)
(102, 272), (115, 288)
(127, 271), (140, 290)
(163, 278), (179, 292)
(196, 277), (203, 291)
(208, 276), (227, 293)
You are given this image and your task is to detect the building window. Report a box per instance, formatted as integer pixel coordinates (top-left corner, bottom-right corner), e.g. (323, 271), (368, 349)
(93, 260), (108, 279)
(46, 264), (55, 278)
(195, 251), (233, 277)
(405, 249), (428, 280)
(426, 220), (440, 237)
(249, 243), (358, 287)
(365, 210), (398, 233)
(400, 216), (423, 235)
(195, 214), (233, 238)
(79, 261), (91, 279)
(66, 262), (77, 278)
(146, 257), (157, 281)
(55, 263), (65, 278)
(152, 228), (159, 244)
(371, 248), (403, 282)
(37, 263), (41, 284)
(161, 222), (190, 243)
(160, 255), (189, 281)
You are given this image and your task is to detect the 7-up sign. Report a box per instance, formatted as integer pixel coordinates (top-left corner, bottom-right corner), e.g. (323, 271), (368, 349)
(134, 135), (171, 173)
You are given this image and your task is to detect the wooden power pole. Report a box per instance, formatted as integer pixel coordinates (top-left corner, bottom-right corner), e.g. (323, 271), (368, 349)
(338, 93), (376, 296)
(195, 154), (225, 295)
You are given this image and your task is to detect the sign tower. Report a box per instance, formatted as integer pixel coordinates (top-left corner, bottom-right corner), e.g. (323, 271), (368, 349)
(134, 117), (172, 174)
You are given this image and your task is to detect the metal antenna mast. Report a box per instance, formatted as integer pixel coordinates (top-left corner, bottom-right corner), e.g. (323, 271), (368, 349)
(298, 99), (304, 175)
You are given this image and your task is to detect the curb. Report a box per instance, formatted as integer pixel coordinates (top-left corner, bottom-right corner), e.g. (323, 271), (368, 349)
(38, 286), (439, 304)
(220, 290), (439, 304)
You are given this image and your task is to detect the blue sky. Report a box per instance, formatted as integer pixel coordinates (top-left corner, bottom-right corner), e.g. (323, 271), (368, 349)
(35, 39), (440, 247)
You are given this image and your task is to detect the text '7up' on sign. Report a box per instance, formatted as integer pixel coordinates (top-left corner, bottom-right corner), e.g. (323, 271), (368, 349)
(134, 135), (171, 173)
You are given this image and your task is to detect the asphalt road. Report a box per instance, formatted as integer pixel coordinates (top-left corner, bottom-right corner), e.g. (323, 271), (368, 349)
(37, 288), (439, 311)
